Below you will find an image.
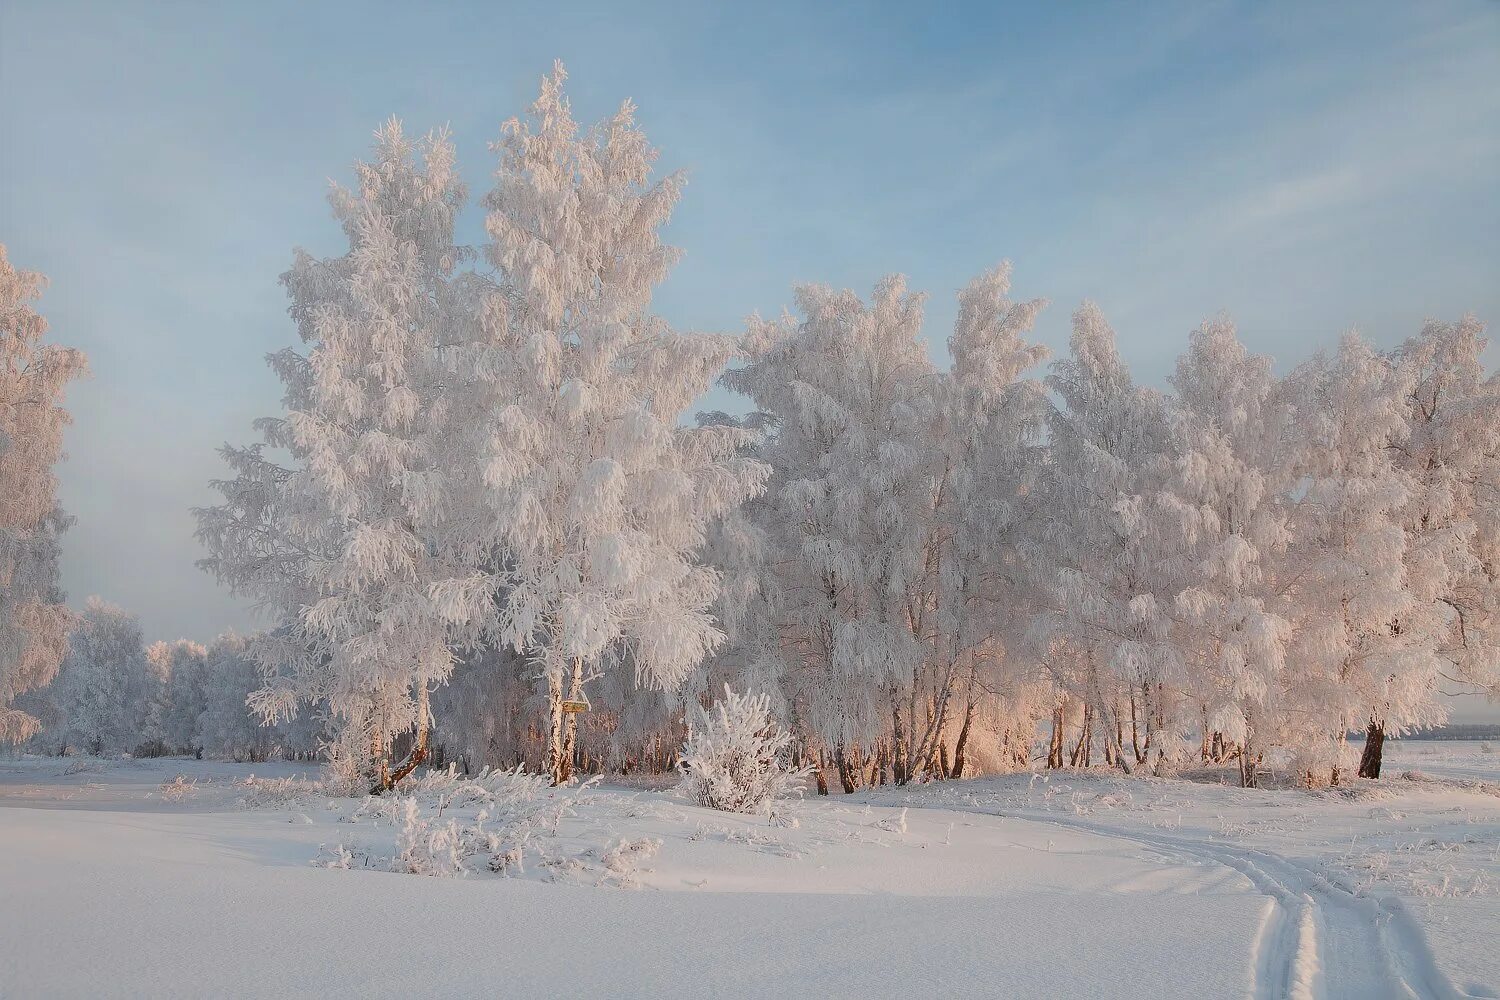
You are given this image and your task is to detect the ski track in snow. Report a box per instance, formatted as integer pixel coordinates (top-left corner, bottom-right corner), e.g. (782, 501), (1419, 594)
(908, 800), (1473, 1000)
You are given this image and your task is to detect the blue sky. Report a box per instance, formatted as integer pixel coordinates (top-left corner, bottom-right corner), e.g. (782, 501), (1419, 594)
(2, 2), (1498, 708)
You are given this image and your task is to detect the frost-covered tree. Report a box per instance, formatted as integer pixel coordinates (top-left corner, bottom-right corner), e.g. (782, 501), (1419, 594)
(150, 639), (209, 756)
(0, 246), (87, 743)
(456, 64), (767, 784)
(1366, 316), (1500, 776)
(1281, 334), (1443, 784)
(198, 632), (301, 762)
(727, 276), (940, 791)
(1034, 303), (1189, 773)
(1166, 320), (1298, 786)
(197, 122), (470, 790)
(936, 264), (1050, 779)
(719, 267), (1051, 789)
(43, 599), (154, 756)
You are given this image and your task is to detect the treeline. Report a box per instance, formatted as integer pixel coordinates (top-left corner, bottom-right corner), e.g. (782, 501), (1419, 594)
(13, 600), (318, 762)
(3, 65), (1497, 792)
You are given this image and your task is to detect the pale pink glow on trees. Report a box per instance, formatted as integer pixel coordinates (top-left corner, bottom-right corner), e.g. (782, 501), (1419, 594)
(63, 63), (1481, 795)
(0, 246), (86, 744)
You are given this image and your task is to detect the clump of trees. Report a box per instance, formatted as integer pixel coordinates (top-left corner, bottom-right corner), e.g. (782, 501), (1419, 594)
(4, 67), (1496, 793)
(194, 64), (1497, 792)
(15, 600), (316, 761)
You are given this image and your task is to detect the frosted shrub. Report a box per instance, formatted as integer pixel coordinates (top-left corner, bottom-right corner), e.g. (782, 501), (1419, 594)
(679, 686), (809, 814)
(347, 766), (575, 877)
(237, 774), (322, 808)
(158, 773), (197, 802)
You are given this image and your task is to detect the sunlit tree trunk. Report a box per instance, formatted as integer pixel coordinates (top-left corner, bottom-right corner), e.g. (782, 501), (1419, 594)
(559, 656), (585, 784)
(386, 684), (431, 788)
(546, 665), (566, 786)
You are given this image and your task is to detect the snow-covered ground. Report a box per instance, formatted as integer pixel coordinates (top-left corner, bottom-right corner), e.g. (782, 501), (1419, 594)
(1, 744), (1496, 998)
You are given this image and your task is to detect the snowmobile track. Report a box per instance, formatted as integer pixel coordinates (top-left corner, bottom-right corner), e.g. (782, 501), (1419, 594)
(914, 802), (1475, 999)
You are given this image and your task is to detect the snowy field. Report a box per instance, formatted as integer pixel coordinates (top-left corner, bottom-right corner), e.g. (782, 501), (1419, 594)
(1, 744), (1497, 999)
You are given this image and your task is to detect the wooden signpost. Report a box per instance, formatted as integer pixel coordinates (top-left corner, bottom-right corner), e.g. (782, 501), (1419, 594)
(560, 700), (589, 713)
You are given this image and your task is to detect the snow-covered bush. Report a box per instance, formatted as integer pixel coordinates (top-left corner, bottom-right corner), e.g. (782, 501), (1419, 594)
(237, 774), (323, 809)
(339, 765), (579, 877)
(157, 773), (197, 802)
(678, 686), (809, 814)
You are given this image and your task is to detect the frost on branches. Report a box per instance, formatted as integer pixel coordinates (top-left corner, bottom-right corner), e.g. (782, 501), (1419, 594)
(196, 121), (472, 791)
(198, 65), (765, 791)
(725, 276), (943, 792)
(464, 63), (767, 785)
(0, 246), (86, 743)
(679, 686), (809, 815)
(1167, 319), (1297, 787)
(1033, 302), (1187, 775)
(37, 599), (156, 757)
(178, 58), (1497, 794)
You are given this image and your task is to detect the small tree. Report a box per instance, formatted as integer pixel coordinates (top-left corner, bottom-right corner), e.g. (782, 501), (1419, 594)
(679, 685), (808, 814)
(0, 246), (87, 743)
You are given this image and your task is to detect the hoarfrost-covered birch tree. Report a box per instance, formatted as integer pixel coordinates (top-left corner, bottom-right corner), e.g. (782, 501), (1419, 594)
(196, 121), (469, 791)
(1167, 319), (1296, 786)
(151, 639), (209, 756)
(1035, 303), (1188, 773)
(727, 276), (940, 791)
(1364, 316), (1500, 777)
(0, 246), (87, 743)
(1282, 334), (1442, 784)
(935, 264), (1050, 779)
(462, 64), (767, 784)
(44, 598), (154, 756)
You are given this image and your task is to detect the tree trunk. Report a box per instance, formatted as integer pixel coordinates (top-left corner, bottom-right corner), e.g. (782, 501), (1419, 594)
(1357, 720), (1385, 779)
(546, 664), (566, 786)
(369, 718), (389, 795)
(1129, 690), (1143, 765)
(892, 699), (910, 786)
(558, 656), (584, 784)
(1238, 735), (1258, 788)
(1070, 703), (1093, 767)
(950, 700), (975, 779)
(1048, 704), (1066, 770)
(385, 685), (431, 788)
(835, 743), (857, 794)
(1200, 704), (1212, 762)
